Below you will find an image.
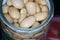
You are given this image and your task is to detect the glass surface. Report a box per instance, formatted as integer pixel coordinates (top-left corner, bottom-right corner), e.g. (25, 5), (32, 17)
(0, 0), (54, 40)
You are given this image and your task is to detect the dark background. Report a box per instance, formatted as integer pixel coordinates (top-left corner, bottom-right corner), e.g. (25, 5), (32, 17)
(53, 0), (60, 15)
(0, 0), (60, 40)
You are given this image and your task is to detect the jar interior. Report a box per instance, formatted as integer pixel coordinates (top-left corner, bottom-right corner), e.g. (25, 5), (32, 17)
(1, 0), (54, 32)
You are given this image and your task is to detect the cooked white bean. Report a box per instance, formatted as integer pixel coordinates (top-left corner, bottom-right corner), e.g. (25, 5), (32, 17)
(4, 14), (13, 23)
(14, 23), (20, 27)
(40, 0), (47, 5)
(20, 8), (27, 14)
(19, 8), (27, 23)
(35, 3), (41, 13)
(7, 0), (12, 6)
(2, 5), (9, 14)
(34, 12), (48, 21)
(36, 0), (41, 4)
(20, 16), (35, 28)
(23, 0), (28, 4)
(9, 7), (20, 19)
(36, 0), (47, 5)
(26, 2), (36, 15)
(29, 0), (34, 2)
(32, 22), (40, 28)
(12, 0), (24, 9)
(40, 5), (48, 12)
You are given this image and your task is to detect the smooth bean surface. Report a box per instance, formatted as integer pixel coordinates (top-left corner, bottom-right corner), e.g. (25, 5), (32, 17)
(9, 7), (20, 19)
(20, 16), (35, 28)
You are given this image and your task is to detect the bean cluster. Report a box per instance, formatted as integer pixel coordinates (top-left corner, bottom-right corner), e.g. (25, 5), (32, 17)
(2, 0), (48, 28)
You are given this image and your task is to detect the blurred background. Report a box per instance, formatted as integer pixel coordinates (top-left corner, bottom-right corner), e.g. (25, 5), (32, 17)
(53, 0), (60, 15)
(0, 0), (60, 40)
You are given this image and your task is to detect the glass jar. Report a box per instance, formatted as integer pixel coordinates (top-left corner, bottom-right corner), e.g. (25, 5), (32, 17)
(0, 0), (54, 40)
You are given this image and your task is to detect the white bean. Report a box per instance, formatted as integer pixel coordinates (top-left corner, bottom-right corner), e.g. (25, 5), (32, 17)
(35, 3), (41, 13)
(36, 0), (41, 4)
(29, 0), (34, 2)
(7, 0), (12, 6)
(23, 0), (28, 4)
(14, 23), (20, 27)
(12, 0), (24, 9)
(20, 8), (27, 14)
(19, 8), (27, 23)
(40, 5), (48, 12)
(2, 5), (9, 14)
(20, 16), (35, 28)
(34, 12), (48, 21)
(40, 0), (47, 5)
(26, 2), (36, 15)
(36, 0), (47, 5)
(9, 7), (20, 19)
(32, 22), (40, 28)
(4, 14), (13, 23)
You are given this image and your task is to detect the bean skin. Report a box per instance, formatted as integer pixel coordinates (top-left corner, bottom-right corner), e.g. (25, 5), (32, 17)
(20, 16), (36, 28)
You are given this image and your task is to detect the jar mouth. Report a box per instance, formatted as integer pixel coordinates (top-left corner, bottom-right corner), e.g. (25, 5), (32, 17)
(0, 0), (54, 32)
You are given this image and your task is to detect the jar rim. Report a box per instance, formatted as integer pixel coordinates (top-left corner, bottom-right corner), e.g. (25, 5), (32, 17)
(0, 0), (54, 33)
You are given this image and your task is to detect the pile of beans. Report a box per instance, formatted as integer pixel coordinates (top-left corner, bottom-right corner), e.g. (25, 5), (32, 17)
(2, 0), (48, 28)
